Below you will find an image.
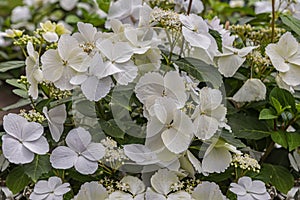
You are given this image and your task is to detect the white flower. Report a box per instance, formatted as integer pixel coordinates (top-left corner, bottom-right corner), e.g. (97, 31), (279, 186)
(107, 191), (134, 200)
(106, 0), (142, 27)
(2, 113), (49, 164)
(120, 176), (145, 199)
(73, 182), (109, 200)
(25, 42), (43, 99)
(266, 32), (300, 86)
(216, 45), (257, 77)
(59, 0), (78, 11)
(50, 127), (105, 174)
(73, 22), (102, 54)
(11, 6), (31, 23)
(232, 78), (266, 102)
(70, 53), (117, 101)
(96, 39), (137, 85)
(175, 0), (204, 14)
(40, 21), (59, 43)
(192, 87), (228, 140)
(289, 150), (300, 172)
(43, 104), (67, 142)
(147, 97), (194, 154)
(30, 176), (70, 200)
(191, 181), (227, 200)
(230, 176), (271, 200)
(135, 71), (187, 110)
(41, 34), (89, 90)
(202, 139), (241, 174)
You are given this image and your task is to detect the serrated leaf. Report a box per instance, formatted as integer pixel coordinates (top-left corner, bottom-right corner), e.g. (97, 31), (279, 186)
(271, 131), (288, 149)
(258, 164), (294, 194)
(269, 87), (296, 113)
(280, 14), (300, 37)
(23, 155), (51, 182)
(6, 166), (31, 194)
(174, 57), (222, 88)
(99, 119), (125, 139)
(259, 108), (278, 120)
(0, 61), (25, 72)
(6, 79), (26, 90)
(287, 132), (300, 151)
(228, 112), (270, 140)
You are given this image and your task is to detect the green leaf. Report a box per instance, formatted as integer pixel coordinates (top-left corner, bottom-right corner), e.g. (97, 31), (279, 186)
(280, 14), (300, 37)
(286, 132), (300, 151)
(174, 57), (223, 88)
(220, 131), (246, 148)
(270, 97), (283, 114)
(269, 87), (296, 113)
(0, 61), (25, 72)
(209, 29), (222, 52)
(6, 166), (31, 194)
(259, 108), (278, 120)
(65, 15), (80, 24)
(23, 155), (51, 182)
(6, 79), (26, 90)
(271, 131), (288, 149)
(1, 99), (31, 111)
(257, 164), (294, 194)
(12, 89), (28, 98)
(96, 0), (111, 13)
(99, 119), (125, 139)
(228, 112), (270, 140)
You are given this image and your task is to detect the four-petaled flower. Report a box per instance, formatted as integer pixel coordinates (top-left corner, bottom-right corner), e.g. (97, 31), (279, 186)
(2, 113), (49, 164)
(30, 176), (70, 200)
(230, 176), (271, 200)
(50, 127), (105, 174)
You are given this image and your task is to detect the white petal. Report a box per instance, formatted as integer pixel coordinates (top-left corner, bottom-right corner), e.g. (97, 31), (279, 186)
(108, 191), (133, 200)
(193, 115), (219, 140)
(145, 188), (166, 200)
(192, 182), (225, 200)
(54, 183), (71, 196)
(2, 135), (34, 164)
(233, 78), (266, 102)
(81, 76), (112, 101)
(199, 87), (222, 111)
(278, 32), (299, 58)
(280, 64), (300, 86)
(229, 183), (247, 196)
(82, 143), (105, 161)
(21, 121), (44, 142)
(66, 127), (91, 153)
(57, 34), (79, 61)
(3, 113), (27, 139)
(50, 146), (77, 169)
(182, 27), (211, 49)
(42, 32), (58, 43)
(48, 176), (62, 190)
(60, 0), (77, 11)
(23, 136), (49, 154)
(217, 54), (245, 77)
(151, 169), (178, 195)
(74, 156), (98, 174)
(74, 182), (108, 200)
(70, 74), (88, 85)
(34, 180), (51, 194)
(41, 49), (64, 82)
(167, 191), (192, 200)
(53, 66), (77, 90)
(202, 147), (231, 173)
(113, 61), (137, 85)
(123, 144), (158, 164)
(121, 176), (145, 195)
(76, 22), (97, 43)
(164, 71), (187, 108)
(187, 150), (203, 174)
(249, 180), (267, 194)
(238, 176), (252, 189)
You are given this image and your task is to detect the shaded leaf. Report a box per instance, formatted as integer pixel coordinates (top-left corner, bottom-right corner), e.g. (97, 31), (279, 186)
(281, 14), (300, 37)
(0, 61), (25, 72)
(1, 99), (31, 111)
(23, 155), (51, 182)
(6, 166), (31, 194)
(174, 57), (222, 88)
(269, 87), (296, 113)
(271, 131), (288, 149)
(99, 119), (125, 139)
(259, 108), (278, 120)
(287, 132), (300, 151)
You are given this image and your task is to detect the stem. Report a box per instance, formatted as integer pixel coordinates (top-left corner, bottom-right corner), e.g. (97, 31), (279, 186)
(271, 0), (275, 42)
(187, 0), (193, 15)
(260, 141), (275, 163)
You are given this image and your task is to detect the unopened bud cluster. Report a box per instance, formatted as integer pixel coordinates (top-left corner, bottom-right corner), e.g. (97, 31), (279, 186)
(19, 109), (45, 123)
(231, 153), (261, 172)
(150, 7), (181, 30)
